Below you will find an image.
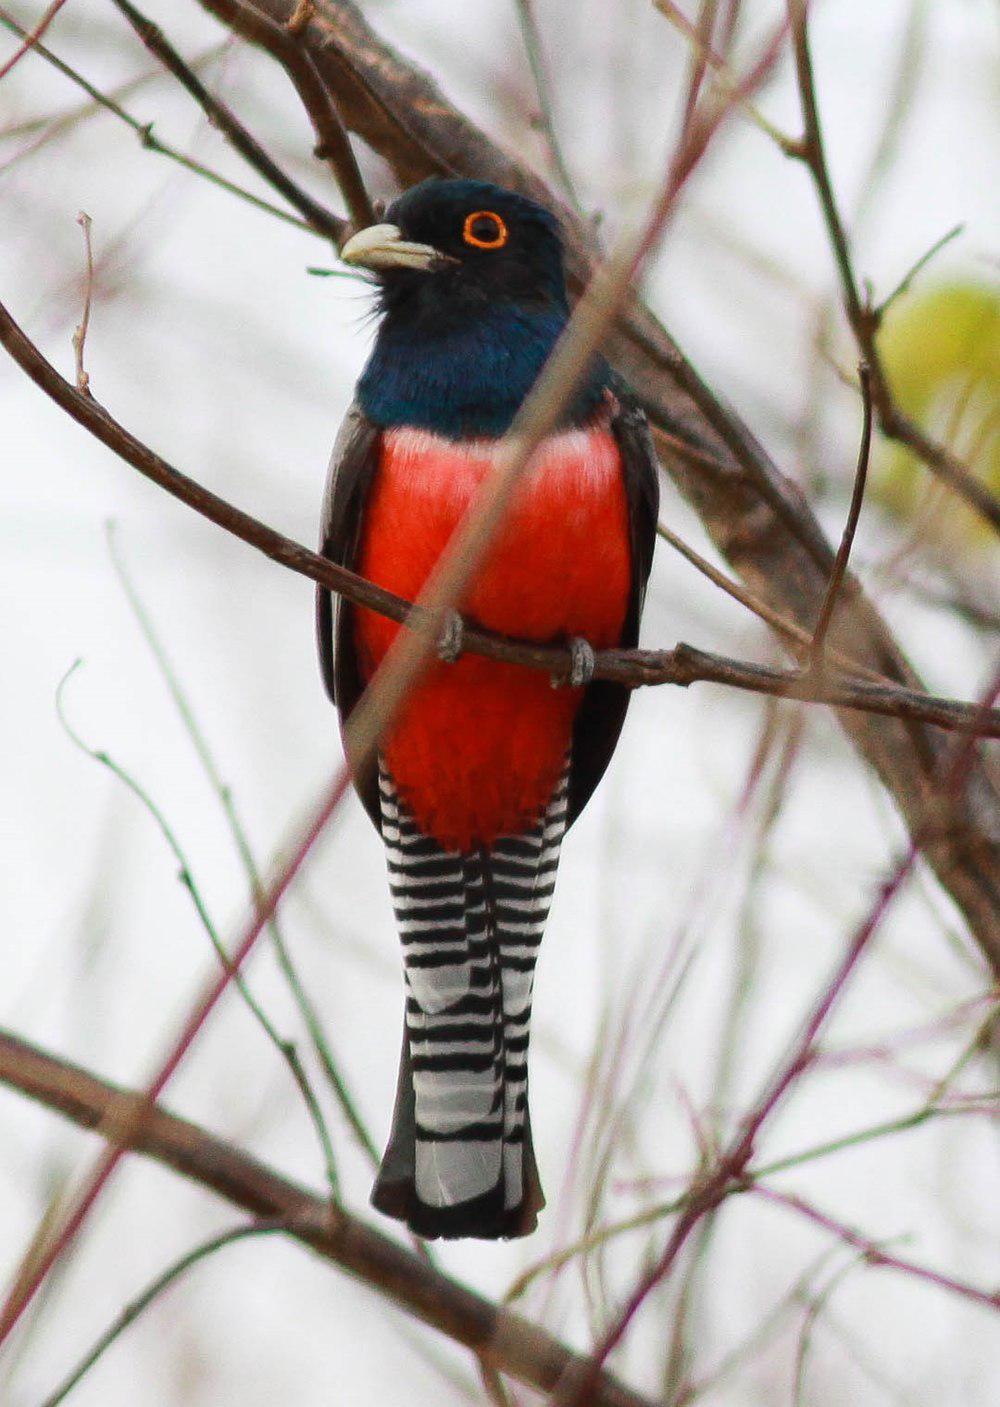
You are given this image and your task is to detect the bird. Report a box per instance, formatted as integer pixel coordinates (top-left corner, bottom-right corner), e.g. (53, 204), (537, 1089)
(317, 177), (659, 1239)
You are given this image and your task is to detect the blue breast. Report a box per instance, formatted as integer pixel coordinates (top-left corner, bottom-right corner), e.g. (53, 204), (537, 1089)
(357, 303), (610, 438)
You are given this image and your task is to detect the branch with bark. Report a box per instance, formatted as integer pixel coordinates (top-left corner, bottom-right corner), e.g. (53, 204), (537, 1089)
(1, 298), (996, 744)
(0, 1029), (657, 1407)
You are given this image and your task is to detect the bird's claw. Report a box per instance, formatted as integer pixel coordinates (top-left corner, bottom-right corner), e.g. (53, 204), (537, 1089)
(552, 636), (596, 688)
(437, 609), (465, 664)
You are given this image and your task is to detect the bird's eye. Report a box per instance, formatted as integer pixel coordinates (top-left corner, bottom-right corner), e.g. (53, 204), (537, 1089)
(462, 210), (508, 250)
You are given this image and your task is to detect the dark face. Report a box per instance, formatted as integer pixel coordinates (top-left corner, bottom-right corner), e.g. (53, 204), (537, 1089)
(341, 178), (569, 318)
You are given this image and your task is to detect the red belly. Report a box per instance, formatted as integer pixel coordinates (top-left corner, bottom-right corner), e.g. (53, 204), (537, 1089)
(355, 425), (632, 849)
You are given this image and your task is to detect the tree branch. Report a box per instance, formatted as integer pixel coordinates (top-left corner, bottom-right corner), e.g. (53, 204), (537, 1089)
(0, 1028), (657, 1407)
(1, 297), (995, 740)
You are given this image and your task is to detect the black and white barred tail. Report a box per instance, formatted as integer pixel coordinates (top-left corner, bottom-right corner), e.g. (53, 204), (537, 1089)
(371, 763), (567, 1239)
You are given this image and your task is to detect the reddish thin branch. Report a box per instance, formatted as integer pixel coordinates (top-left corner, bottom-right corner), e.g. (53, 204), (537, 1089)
(0, 766), (353, 1342)
(559, 841), (920, 1405)
(0, 1029), (656, 1407)
(751, 1184), (999, 1313)
(0, 0), (68, 80)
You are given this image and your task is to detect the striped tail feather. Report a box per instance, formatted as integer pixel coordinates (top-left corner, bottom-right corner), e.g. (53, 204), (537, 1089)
(372, 763), (567, 1239)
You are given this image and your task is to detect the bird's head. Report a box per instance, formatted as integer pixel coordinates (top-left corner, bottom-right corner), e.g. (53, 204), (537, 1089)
(340, 178), (569, 323)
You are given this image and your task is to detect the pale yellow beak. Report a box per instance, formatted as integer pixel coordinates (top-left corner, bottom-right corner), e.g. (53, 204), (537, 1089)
(340, 223), (443, 272)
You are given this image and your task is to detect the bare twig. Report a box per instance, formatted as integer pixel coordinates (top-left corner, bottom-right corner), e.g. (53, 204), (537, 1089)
(1, 299), (995, 739)
(0, 761), (354, 1345)
(193, 0), (374, 229)
(0, 1029), (657, 1407)
(0, 10), (315, 232)
(752, 1184), (998, 1314)
(55, 660), (342, 1201)
(0, 0), (68, 81)
(656, 519), (884, 682)
(654, 0), (795, 151)
(786, 0), (1000, 534)
(876, 222), (964, 318)
(105, 524), (380, 1170)
(108, 0), (346, 241)
(557, 841), (921, 1405)
(70, 212), (94, 395)
(38, 1219), (291, 1407)
(808, 362), (873, 664)
(513, 0), (584, 217)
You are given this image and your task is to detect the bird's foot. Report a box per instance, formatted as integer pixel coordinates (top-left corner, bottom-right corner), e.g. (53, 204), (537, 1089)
(552, 636), (596, 689)
(437, 609), (465, 664)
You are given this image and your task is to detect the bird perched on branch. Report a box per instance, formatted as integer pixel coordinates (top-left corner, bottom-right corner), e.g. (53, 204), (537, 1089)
(317, 178), (658, 1239)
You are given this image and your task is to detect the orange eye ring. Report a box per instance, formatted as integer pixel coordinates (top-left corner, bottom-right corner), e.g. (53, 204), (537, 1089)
(463, 210), (508, 250)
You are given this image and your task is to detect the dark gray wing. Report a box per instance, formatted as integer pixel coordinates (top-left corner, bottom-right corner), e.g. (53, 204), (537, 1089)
(316, 403), (382, 827)
(567, 392), (660, 825)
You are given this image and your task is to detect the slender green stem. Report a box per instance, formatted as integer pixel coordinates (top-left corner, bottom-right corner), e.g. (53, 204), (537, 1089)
(792, 1252), (869, 1407)
(54, 661), (340, 1198)
(38, 1219), (289, 1407)
(106, 524), (380, 1169)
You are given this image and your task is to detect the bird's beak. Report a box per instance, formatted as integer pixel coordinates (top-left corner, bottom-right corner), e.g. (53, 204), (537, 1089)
(340, 223), (445, 273)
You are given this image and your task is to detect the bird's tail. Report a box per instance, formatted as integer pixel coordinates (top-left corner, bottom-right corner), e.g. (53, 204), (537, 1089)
(372, 764), (566, 1239)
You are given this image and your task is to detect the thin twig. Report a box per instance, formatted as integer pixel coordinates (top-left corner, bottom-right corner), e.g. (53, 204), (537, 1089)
(513, 0), (584, 217)
(785, 0), (1000, 534)
(109, 0), (346, 241)
(54, 662), (341, 1202)
(0, 1029), (658, 1407)
(876, 222), (964, 318)
(0, 757), (354, 1345)
(808, 362), (873, 664)
(556, 841), (921, 1405)
(195, 0), (374, 229)
(0, 0), (68, 81)
(752, 1184), (999, 1314)
(791, 1252), (869, 1407)
(0, 10), (317, 233)
(654, 0), (795, 152)
(70, 212), (94, 395)
(105, 524), (380, 1170)
(38, 1219), (291, 1407)
(656, 518), (883, 681)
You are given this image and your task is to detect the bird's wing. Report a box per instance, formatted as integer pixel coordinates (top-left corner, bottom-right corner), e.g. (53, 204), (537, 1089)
(566, 392), (660, 825)
(316, 402), (383, 827)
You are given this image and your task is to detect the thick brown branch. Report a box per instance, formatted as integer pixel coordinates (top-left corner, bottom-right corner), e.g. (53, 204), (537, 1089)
(0, 1028), (656, 1407)
(1, 297), (995, 739)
